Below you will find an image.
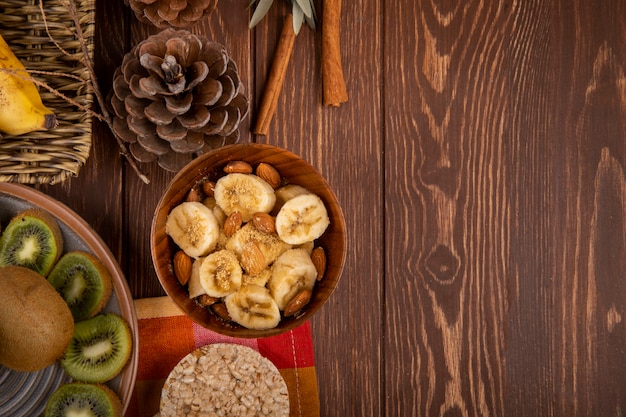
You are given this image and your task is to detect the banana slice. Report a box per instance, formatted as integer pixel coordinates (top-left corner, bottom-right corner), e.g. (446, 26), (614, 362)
(214, 231), (230, 251)
(203, 196), (217, 209)
(275, 194), (330, 245)
(213, 206), (228, 229)
(214, 173), (276, 222)
(166, 202), (220, 258)
(268, 248), (317, 310)
(199, 249), (242, 298)
(226, 223), (291, 269)
(225, 285), (281, 330)
(188, 257), (206, 298)
(242, 268), (272, 287)
(294, 240), (314, 254)
(272, 184), (312, 215)
(202, 197), (227, 227)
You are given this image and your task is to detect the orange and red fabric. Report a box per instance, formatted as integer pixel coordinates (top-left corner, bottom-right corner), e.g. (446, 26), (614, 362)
(124, 297), (320, 417)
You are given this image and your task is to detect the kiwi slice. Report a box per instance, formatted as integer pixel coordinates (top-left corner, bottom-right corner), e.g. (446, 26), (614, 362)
(48, 251), (113, 322)
(44, 382), (123, 417)
(61, 313), (132, 384)
(0, 208), (63, 276)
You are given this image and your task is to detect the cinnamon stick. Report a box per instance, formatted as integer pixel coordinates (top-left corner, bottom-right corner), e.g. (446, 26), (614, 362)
(322, 0), (348, 106)
(253, 14), (297, 136)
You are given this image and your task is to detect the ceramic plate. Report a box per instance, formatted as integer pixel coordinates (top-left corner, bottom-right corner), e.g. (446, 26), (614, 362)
(0, 183), (138, 416)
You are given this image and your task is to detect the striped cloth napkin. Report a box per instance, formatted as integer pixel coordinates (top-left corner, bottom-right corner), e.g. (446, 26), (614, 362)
(124, 296), (320, 417)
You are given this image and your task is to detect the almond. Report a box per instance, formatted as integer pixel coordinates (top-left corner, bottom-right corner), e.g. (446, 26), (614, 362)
(224, 160), (253, 174)
(173, 250), (192, 286)
(256, 162), (281, 189)
(284, 289), (312, 317)
(185, 187), (201, 202)
(240, 241), (265, 275)
(202, 180), (216, 197)
(223, 211), (243, 237)
(311, 246), (327, 281)
(196, 294), (219, 307)
(252, 212), (276, 234)
(211, 302), (232, 321)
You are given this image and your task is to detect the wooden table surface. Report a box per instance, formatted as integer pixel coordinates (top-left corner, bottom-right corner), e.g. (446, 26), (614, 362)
(35, 0), (625, 415)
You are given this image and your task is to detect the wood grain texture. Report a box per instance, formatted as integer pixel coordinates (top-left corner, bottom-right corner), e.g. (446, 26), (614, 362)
(385, 0), (512, 415)
(385, 0), (626, 416)
(505, 1), (626, 416)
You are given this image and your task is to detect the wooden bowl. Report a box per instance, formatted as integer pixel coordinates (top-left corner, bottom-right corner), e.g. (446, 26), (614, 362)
(151, 143), (346, 338)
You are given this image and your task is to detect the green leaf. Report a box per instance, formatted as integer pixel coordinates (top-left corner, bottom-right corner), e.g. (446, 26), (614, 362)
(294, 0), (313, 18)
(304, 10), (316, 30)
(249, 0), (275, 28)
(292, 0), (316, 30)
(248, 0), (315, 32)
(292, 2), (304, 34)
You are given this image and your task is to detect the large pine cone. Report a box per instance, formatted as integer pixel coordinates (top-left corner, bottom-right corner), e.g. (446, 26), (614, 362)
(110, 29), (248, 172)
(125, 0), (218, 28)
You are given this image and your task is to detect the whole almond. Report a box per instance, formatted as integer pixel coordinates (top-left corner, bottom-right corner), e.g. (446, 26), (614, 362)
(240, 241), (265, 275)
(224, 160), (253, 174)
(223, 211), (243, 237)
(284, 289), (313, 317)
(173, 250), (192, 286)
(185, 187), (201, 202)
(202, 180), (216, 197)
(252, 212), (276, 234)
(311, 246), (327, 281)
(211, 302), (232, 321)
(256, 162), (281, 189)
(196, 294), (219, 307)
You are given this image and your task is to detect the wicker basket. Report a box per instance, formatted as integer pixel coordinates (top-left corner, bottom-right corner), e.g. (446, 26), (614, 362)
(0, 0), (95, 185)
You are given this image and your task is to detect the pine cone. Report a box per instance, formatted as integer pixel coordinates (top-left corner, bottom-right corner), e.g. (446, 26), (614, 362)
(125, 0), (218, 28)
(110, 29), (249, 172)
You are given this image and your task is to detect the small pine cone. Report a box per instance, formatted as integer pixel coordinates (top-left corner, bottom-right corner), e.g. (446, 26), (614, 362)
(125, 0), (218, 28)
(110, 29), (249, 172)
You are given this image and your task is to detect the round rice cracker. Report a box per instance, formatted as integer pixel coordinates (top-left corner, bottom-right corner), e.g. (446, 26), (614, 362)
(160, 343), (289, 416)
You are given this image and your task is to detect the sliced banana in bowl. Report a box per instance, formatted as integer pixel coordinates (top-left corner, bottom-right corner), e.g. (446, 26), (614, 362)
(214, 173), (276, 222)
(151, 143), (346, 338)
(225, 285), (281, 330)
(165, 202), (220, 258)
(198, 249), (242, 297)
(275, 194), (330, 245)
(268, 248), (317, 310)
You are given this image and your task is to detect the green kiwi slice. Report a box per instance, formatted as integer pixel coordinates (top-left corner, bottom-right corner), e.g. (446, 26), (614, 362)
(47, 251), (113, 322)
(0, 208), (63, 276)
(61, 313), (132, 384)
(44, 382), (123, 417)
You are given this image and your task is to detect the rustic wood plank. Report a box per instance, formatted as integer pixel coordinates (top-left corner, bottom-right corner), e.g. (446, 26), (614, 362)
(505, 1), (626, 415)
(385, 0), (626, 416)
(384, 0), (515, 414)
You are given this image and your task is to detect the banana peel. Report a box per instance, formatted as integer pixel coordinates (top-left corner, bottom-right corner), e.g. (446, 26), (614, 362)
(0, 33), (57, 136)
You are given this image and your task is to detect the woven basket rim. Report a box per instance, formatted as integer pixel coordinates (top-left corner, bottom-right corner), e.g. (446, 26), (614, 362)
(0, 0), (95, 185)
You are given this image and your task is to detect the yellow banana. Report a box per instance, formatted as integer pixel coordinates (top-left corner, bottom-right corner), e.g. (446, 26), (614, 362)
(0, 33), (57, 136)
